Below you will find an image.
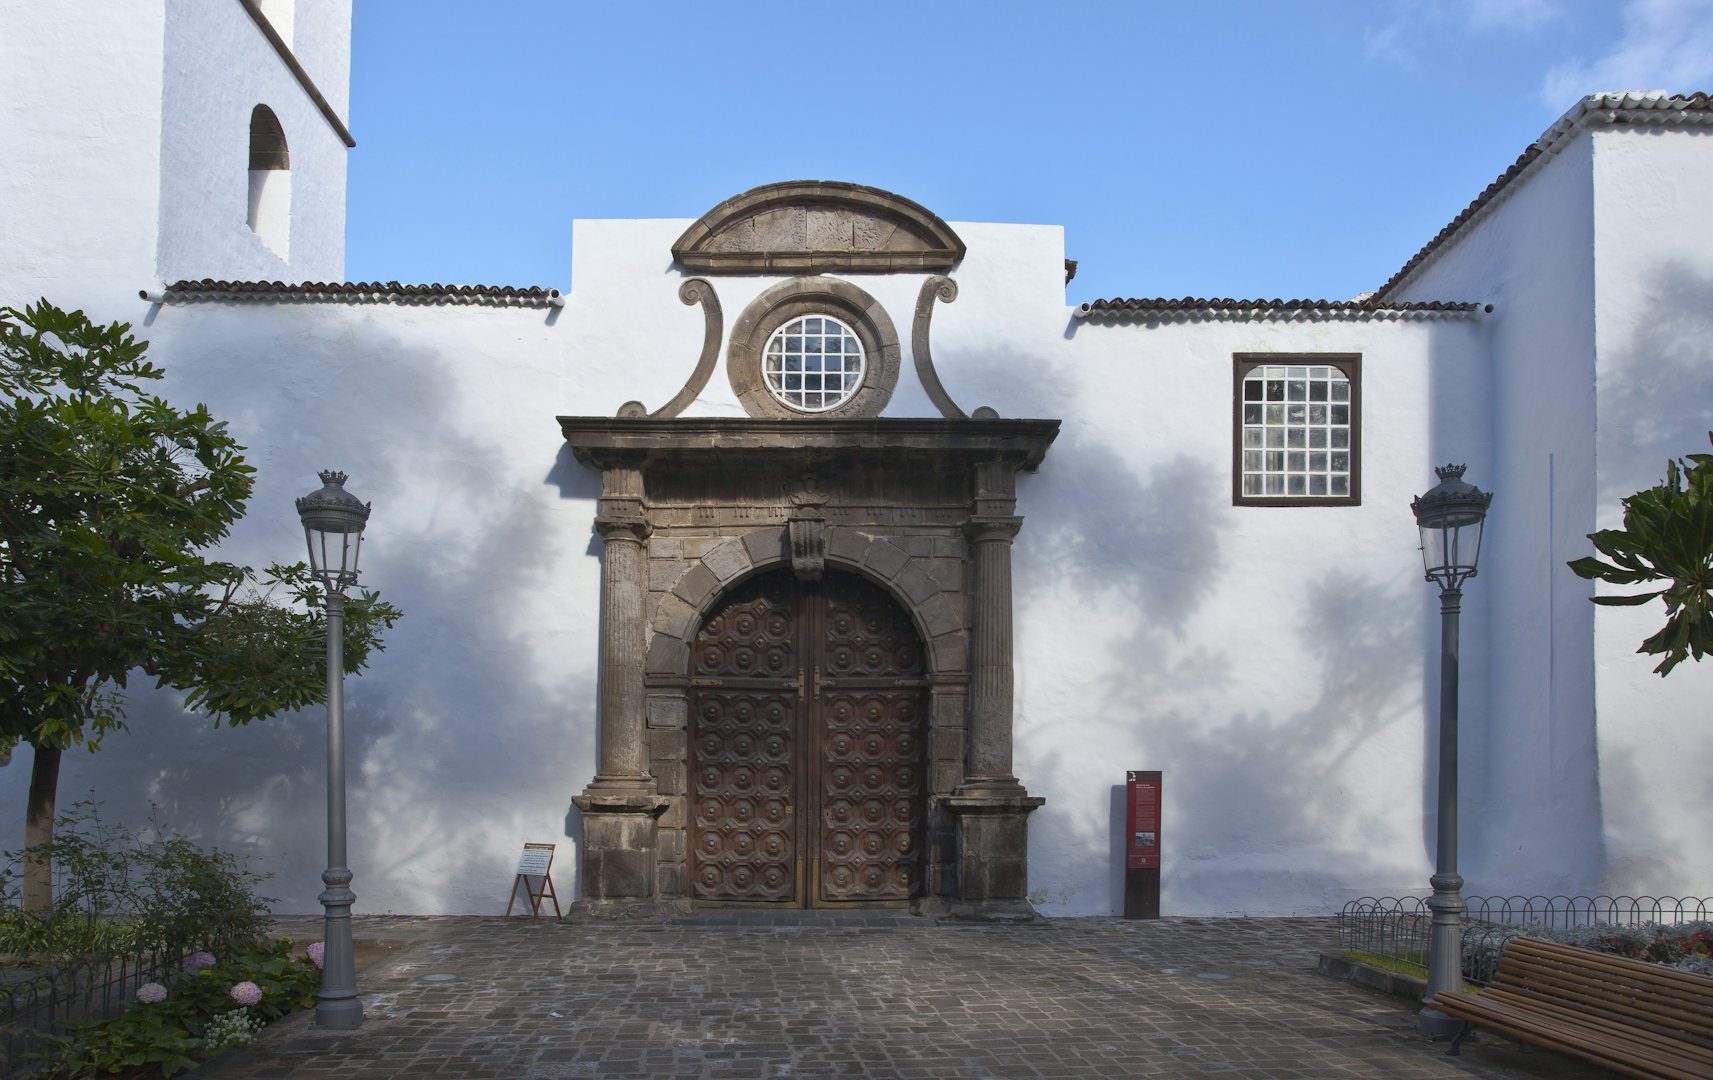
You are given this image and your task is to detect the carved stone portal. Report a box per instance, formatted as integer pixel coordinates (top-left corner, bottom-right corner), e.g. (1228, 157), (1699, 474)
(559, 417), (1058, 917)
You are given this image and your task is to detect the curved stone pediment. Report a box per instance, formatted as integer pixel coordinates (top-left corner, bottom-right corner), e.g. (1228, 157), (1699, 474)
(672, 181), (966, 273)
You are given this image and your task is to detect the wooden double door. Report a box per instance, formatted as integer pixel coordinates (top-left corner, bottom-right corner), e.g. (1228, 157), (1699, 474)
(688, 568), (928, 907)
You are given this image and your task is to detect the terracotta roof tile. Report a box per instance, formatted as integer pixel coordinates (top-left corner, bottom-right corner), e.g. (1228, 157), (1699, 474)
(1378, 92), (1713, 298)
(1074, 297), (1486, 320)
(154, 280), (563, 308)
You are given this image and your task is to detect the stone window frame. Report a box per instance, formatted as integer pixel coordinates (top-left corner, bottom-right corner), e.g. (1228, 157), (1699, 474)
(726, 277), (902, 420)
(1231, 353), (1362, 507)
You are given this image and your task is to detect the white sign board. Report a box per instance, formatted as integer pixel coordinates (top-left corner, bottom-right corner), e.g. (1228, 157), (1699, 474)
(516, 847), (553, 877)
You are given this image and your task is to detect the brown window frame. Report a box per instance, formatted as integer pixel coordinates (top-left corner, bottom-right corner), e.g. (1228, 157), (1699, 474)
(1232, 353), (1362, 507)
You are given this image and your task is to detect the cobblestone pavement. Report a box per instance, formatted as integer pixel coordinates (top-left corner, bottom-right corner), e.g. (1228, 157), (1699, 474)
(200, 913), (1614, 1080)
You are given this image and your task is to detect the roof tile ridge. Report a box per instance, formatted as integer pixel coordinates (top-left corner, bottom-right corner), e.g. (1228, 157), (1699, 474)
(157, 279), (562, 307)
(1380, 89), (1713, 299)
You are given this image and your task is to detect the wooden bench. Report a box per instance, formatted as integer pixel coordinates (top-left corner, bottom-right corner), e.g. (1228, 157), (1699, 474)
(1431, 935), (1713, 1079)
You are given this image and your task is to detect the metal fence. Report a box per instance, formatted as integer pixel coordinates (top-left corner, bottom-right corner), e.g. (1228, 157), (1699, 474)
(0, 944), (186, 1077)
(1337, 894), (1712, 987)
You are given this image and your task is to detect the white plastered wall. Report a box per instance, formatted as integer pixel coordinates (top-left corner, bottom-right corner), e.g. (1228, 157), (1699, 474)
(0, 207), (1490, 915)
(573, 218), (1491, 915)
(0, 297), (590, 915)
(157, 0), (349, 284)
(0, 0), (168, 318)
(1587, 126), (1713, 896)
(1021, 312), (1488, 915)
(1388, 135), (1602, 896)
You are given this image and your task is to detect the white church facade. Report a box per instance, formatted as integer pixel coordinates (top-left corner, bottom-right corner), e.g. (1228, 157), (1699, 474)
(3, 1), (1710, 917)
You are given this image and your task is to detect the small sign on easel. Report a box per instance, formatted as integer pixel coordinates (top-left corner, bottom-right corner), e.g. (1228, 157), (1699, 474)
(505, 842), (561, 920)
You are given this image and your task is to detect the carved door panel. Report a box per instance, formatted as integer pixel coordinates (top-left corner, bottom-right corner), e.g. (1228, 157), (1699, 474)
(814, 574), (927, 903)
(689, 569), (926, 907)
(689, 574), (801, 904)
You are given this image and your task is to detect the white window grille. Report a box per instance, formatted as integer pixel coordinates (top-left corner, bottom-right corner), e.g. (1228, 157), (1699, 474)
(762, 315), (865, 413)
(1239, 363), (1354, 499)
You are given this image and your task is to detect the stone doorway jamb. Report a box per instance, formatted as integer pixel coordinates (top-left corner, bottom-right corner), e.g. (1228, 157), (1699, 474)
(944, 459), (1044, 919)
(570, 452), (670, 916)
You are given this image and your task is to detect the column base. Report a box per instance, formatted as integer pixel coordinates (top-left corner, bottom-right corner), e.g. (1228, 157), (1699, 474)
(944, 791), (1044, 914)
(571, 789), (669, 903)
(953, 776), (1030, 800)
(918, 896), (1044, 923)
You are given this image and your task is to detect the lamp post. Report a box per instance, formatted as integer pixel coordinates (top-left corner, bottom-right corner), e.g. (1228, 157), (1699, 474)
(296, 470), (371, 1030)
(1410, 464), (1492, 1038)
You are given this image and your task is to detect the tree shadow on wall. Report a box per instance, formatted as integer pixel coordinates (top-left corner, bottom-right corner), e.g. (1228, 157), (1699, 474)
(1593, 261), (1713, 501)
(1016, 438), (1224, 643)
(3, 314), (602, 915)
(1011, 468), (1423, 913)
(1112, 569), (1419, 913)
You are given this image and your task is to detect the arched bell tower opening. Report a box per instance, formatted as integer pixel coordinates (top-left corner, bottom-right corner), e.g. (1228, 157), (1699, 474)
(688, 567), (929, 908)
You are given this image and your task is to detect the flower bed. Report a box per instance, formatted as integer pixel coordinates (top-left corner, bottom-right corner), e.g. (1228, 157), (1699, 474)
(34, 937), (323, 1076)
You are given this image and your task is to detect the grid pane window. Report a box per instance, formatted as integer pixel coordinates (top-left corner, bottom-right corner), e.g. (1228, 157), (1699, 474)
(762, 315), (865, 413)
(1237, 361), (1357, 503)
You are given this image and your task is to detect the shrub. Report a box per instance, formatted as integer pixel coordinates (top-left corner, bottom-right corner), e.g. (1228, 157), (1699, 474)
(0, 799), (272, 964)
(1466, 920), (1713, 979)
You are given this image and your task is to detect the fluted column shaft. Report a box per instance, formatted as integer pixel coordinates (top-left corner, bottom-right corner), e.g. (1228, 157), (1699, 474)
(590, 464), (653, 792)
(964, 515), (1022, 788)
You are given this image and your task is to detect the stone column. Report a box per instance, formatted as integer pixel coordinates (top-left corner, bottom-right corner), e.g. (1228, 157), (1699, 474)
(945, 460), (1043, 919)
(963, 513), (1024, 793)
(572, 459), (669, 913)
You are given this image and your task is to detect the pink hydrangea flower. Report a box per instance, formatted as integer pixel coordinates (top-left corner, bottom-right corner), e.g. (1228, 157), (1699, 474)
(183, 951), (216, 971)
(135, 982), (168, 1004)
(229, 981), (263, 1006)
(307, 941), (325, 969)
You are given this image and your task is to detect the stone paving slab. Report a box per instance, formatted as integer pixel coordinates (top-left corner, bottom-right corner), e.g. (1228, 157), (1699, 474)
(200, 914), (1616, 1079)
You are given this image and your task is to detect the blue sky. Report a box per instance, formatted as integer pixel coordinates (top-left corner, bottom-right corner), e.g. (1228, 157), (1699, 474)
(344, 0), (1713, 304)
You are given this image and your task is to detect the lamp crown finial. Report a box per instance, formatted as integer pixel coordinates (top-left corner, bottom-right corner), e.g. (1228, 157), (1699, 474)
(1434, 463), (1468, 482)
(318, 469), (349, 487)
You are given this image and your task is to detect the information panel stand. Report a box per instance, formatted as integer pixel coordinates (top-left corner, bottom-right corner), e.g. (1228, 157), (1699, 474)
(505, 842), (562, 921)
(1124, 771), (1161, 919)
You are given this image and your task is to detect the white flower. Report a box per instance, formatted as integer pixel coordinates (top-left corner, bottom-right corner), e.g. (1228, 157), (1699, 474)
(203, 1008), (264, 1053)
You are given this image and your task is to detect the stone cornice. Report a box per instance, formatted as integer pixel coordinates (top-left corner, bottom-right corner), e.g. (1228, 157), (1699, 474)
(557, 417), (1060, 472)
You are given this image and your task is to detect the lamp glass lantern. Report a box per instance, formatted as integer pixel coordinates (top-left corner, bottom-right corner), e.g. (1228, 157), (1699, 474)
(296, 470), (371, 590)
(1412, 464), (1492, 591)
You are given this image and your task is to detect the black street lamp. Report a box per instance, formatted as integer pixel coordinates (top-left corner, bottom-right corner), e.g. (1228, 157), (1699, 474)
(1411, 463), (1492, 1038)
(296, 470), (371, 1030)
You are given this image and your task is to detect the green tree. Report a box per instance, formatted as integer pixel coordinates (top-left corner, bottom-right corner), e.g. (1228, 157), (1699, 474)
(0, 301), (401, 911)
(1568, 434), (1713, 676)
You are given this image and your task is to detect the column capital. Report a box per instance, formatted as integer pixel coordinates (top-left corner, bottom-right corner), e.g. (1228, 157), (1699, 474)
(595, 512), (652, 543)
(964, 515), (1023, 543)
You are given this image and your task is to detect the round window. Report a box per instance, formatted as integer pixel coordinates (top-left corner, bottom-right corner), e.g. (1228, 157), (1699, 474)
(761, 315), (866, 413)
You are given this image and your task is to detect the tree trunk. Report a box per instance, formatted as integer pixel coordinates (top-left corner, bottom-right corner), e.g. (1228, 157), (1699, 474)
(23, 744), (60, 914)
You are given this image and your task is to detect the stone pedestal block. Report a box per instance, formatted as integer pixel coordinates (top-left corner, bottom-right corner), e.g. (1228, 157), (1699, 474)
(570, 792), (669, 916)
(945, 792), (1044, 920)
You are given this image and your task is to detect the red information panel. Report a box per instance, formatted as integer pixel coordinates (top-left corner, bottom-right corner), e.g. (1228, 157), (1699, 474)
(1126, 770), (1161, 870)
